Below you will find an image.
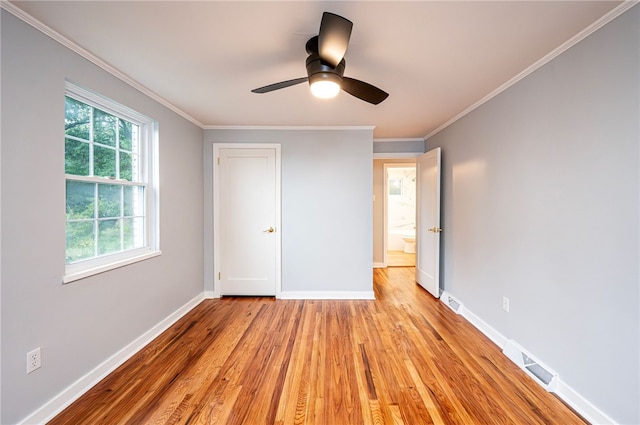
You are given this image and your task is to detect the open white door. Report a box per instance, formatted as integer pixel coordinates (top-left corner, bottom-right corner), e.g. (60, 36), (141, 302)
(215, 145), (280, 296)
(416, 147), (441, 298)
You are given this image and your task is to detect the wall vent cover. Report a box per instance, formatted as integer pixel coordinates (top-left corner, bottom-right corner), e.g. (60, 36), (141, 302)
(522, 353), (554, 385)
(441, 292), (464, 315)
(503, 340), (558, 391)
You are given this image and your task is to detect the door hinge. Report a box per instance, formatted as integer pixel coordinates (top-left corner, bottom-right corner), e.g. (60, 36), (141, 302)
(218, 272), (221, 280)
(217, 157), (220, 165)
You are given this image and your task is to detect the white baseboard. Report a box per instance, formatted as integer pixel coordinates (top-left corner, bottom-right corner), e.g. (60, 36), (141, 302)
(555, 379), (617, 425)
(204, 290), (218, 299)
(459, 304), (507, 349)
(373, 262), (386, 268)
(279, 291), (375, 300)
(19, 293), (204, 425)
(442, 291), (617, 425)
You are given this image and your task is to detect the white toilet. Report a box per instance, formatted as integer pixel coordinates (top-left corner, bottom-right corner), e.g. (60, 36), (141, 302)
(401, 231), (416, 253)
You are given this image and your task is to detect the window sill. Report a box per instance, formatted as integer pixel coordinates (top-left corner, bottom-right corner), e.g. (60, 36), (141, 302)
(63, 250), (162, 284)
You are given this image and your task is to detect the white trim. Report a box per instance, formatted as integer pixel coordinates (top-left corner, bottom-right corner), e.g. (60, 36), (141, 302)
(212, 143), (282, 298)
(63, 250), (161, 283)
(424, 1), (639, 141)
(0, 2), (203, 129)
(204, 290), (217, 299)
(556, 380), (618, 425)
(440, 291), (619, 425)
(65, 174), (146, 187)
(373, 262), (386, 269)
(204, 125), (375, 131)
(459, 303), (507, 349)
(17, 293), (204, 425)
(65, 80), (153, 126)
(212, 144), (221, 298)
(278, 291), (375, 300)
(274, 147), (282, 298)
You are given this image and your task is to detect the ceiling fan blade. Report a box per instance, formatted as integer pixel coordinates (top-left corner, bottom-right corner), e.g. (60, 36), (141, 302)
(318, 12), (353, 68)
(341, 77), (389, 105)
(251, 77), (308, 94)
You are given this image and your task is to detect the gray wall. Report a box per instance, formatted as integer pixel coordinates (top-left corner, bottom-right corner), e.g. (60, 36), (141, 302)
(204, 129), (373, 295)
(373, 140), (425, 154)
(426, 7), (639, 424)
(1, 12), (204, 424)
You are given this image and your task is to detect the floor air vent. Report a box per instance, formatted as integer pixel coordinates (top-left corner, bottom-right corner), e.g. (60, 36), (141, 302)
(503, 340), (558, 391)
(441, 292), (464, 315)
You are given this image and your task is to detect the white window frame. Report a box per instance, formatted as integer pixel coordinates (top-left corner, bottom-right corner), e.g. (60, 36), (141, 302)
(63, 81), (160, 283)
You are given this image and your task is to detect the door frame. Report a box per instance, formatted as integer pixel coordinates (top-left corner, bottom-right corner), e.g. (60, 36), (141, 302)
(382, 162), (417, 267)
(373, 154), (419, 269)
(212, 143), (282, 298)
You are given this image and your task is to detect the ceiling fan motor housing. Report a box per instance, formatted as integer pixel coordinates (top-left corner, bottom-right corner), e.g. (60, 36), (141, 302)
(305, 53), (345, 87)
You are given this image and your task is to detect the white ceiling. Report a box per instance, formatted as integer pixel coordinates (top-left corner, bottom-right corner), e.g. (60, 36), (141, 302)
(9, 1), (625, 139)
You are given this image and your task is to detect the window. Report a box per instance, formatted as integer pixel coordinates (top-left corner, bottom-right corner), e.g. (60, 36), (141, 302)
(64, 82), (159, 283)
(389, 178), (402, 196)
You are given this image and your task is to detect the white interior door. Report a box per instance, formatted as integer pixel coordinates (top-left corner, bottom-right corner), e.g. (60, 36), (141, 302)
(416, 147), (442, 298)
(217, 146), (280, 296)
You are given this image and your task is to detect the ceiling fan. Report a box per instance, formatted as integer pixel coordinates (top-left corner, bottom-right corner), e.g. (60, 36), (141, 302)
(251, 12), (389, 105)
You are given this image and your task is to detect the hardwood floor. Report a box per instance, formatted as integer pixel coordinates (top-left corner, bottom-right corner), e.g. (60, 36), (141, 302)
(387, 250), (415, 267)
(49, 267), (586, 425)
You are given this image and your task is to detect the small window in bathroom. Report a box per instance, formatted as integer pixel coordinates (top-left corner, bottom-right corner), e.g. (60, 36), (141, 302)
(389, 178), (402, 196)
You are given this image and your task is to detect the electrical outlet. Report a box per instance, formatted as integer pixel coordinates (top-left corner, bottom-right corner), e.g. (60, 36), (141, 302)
(502, 296), (510, 312)
(26, 347), (41, 374)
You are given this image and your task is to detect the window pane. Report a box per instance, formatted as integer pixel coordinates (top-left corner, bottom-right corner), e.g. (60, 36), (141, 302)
(65, 138), (90, 176)
(98, 184), (121, 218)
(66, 181), (95, 220)
(119, 119), (133, 151)
(93, 109), (117, 147)
(94, 145), (116, 178)
(123, 186), (144, 217)
(98, 219), (121, 255)
(66, 221), (95, 263)
(65, 97), (90, 140)
(389, 179), (402, 195)
(119, 151), (132, 181)
(123, 217), (144, 250)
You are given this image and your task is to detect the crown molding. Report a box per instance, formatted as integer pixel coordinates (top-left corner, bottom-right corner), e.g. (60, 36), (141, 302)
(203, 125), (375, 131)
(424, 0), (639, 141)
(1, 1), (204, 128)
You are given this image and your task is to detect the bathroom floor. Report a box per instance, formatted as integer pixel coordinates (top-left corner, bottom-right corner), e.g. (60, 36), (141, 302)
(387, 250), (415, 267)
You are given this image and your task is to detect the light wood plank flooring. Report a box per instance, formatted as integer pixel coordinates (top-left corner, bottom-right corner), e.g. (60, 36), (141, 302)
(387, 250), (415, 267)
(49, 267), (585, 424)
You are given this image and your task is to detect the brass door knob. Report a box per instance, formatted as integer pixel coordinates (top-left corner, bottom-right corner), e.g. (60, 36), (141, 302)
(428, 227), (442, 233)
(264, 227), (275, 233)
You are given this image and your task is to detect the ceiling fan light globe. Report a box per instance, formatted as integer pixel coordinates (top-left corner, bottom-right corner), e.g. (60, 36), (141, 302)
(310, 80), (341, 99)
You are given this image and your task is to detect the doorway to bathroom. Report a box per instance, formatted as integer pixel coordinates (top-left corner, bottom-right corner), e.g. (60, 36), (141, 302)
(384, 164), (417, 266)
